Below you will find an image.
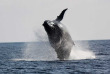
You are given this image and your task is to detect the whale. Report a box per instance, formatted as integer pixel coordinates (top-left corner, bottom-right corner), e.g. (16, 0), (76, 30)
(43, 8), (75, 60)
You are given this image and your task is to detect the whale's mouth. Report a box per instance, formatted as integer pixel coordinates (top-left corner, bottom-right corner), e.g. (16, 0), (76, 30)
(43, 20), (55, 35)
(43, 20), (54, 27)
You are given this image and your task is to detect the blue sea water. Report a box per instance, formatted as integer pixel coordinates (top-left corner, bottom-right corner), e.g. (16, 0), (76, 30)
(0, 40), (110, 74)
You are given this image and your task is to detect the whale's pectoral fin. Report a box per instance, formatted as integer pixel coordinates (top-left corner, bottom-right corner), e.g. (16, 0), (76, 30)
(55, 8), (68, 22)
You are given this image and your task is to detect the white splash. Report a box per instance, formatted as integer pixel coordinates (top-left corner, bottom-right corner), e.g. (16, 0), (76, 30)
(22, 41), (57, 61)
(12, 41), (96, 61)
(69, 46), (96, 60)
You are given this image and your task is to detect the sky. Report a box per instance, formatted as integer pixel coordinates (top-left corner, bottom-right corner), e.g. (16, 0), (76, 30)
(0, 0), (110, 42)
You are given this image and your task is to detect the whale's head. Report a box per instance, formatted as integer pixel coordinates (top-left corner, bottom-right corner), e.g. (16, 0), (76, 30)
(43, 8), (68, 37)
(43, 20), (61, 35)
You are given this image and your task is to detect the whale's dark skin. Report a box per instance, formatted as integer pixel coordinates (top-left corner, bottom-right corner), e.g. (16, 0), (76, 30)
(43, 8), (75, 60)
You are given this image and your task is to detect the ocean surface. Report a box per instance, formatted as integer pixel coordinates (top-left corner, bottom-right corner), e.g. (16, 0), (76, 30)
(0, 40), (110, 74)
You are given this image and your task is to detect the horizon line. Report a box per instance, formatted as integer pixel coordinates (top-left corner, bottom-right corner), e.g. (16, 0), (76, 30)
(0, 39), (110, 43)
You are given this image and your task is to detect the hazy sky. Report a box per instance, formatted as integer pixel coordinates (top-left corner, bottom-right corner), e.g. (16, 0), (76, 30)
(0, 0), (110, 42)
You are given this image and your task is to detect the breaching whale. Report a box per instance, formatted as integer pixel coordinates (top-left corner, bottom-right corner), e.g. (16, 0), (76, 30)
(43, 8), (75, 60)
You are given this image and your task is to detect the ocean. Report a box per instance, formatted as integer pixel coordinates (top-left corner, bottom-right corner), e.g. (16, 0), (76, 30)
(0, 40), (110, 74)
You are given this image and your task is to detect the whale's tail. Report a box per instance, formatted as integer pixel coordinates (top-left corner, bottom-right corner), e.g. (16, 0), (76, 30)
(55, 8), (68, 22)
